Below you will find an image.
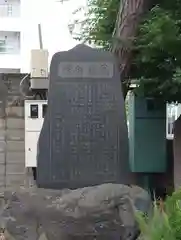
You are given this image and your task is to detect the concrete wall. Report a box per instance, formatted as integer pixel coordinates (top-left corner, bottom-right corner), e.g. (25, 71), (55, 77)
(0, 74), (26, 190)
(5, 106), (25, 188)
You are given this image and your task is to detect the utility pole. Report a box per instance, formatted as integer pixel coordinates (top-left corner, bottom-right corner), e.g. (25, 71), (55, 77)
(38, 23), (43, 49)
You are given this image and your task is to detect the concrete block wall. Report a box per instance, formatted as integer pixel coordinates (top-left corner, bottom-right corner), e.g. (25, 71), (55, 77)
(0, 74), (27, 190)
(5, 106), (25, 188)
(0, 106), (25, 190)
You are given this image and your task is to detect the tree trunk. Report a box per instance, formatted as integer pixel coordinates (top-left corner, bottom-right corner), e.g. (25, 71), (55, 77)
(112, 0), (151, 98)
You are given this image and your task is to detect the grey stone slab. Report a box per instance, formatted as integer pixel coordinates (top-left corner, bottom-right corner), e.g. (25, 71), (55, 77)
(0, 164), (5, 175)
(0, 119), (5, 129)
(0, 79), (8, 117)
(6, 152), (25, 163)
(0, 153), (5, 163)
(0, 141), (6, 152)
(5, 174), (25, 187)
(7, 119), (24, 129)
(0, 176), (5, 189)
(0, 130), (5, 141)
(6, 129), (24, 141)
(37, 44), (130, 189)
(6, 141), (24, 152)
(6, 106), (24, 118)
(6, 163), (25, 174)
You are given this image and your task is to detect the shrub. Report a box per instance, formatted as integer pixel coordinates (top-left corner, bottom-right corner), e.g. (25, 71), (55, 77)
(136, 189), (181, 240)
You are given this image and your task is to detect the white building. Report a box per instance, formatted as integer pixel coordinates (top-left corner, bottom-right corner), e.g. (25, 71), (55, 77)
(0, 0), (81, 74)
(0, 0), (21, 72)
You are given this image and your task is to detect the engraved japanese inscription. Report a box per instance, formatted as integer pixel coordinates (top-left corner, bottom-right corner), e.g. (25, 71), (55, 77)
(50, 82), (118, 182)
(58, 62), (114, 78)
(37, 44), (129, 189)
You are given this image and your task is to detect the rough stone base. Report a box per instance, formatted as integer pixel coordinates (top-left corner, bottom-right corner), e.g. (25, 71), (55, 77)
(0, 184), (151, 240)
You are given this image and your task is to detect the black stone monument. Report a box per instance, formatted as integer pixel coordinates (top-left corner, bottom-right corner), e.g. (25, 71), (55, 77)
(37, 44), (130, 189)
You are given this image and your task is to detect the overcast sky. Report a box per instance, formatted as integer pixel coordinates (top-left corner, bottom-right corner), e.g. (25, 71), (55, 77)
(20, 0), (87, 72)
(39, 0), (86, 55)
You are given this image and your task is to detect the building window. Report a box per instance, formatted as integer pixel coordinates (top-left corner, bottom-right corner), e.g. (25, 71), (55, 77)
(0, 1), (20, 18)
(7, 4), (13, 16)
(0, 31), (20, 54)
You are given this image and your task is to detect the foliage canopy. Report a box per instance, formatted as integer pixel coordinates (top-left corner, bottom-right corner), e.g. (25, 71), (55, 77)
(74, 0), (181, 102)
(73, 0), (120, 50)
(132, 3), (181, 102)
